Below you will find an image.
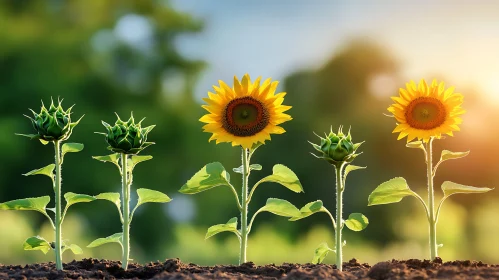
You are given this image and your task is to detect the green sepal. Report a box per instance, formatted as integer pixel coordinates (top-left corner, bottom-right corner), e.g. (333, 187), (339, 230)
(289, 200), (327, 221)
(368, 177), (419, 206)
(87, 233), (123, 248)
(256, 198), (301, 218)
(179, 162), (231, 194)
(23, 164), (55, 181)
(62, 143), (84, 158)
(23, 236), (52, 254)
(258, 164), (303, 193)
(344, 213), (369, 231)
(441, 181), (492, 198)
(205, 217), (239, 239)
(16, 133), (40, 140)
(312, 242), (335, 264)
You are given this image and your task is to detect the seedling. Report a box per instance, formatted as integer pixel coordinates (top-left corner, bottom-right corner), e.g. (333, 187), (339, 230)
(4, 98), (87, 270)
(368, 79), (492, 260)
(88, 113), (172, 270)
(294, 126), (368, 270)
(181, 74), (305, 264)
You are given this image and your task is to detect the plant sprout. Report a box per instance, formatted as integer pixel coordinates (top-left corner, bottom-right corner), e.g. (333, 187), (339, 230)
(293, 126), (368, 270)
(368, 79), (492, 260)
(88, 113), (172, 270)
(181, 74), (305, 264)
(3, 98), (88, 270)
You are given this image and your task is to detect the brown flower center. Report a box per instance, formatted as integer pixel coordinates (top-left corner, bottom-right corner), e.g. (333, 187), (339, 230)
(405, 97), (447, 130)
(222, 97), (269, 136)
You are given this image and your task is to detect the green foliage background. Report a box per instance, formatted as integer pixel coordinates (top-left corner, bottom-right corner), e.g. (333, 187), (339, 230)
(1, 0), (498, 265)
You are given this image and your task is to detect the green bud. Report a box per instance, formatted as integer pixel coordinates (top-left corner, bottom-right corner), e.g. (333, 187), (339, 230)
(99, 113), (155, 155)
(310, 126), (363, 166)
(19, 98), (83, 142)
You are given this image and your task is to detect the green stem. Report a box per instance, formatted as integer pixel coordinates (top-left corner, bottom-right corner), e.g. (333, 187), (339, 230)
(426, 138), (438, 260)
(239, 148), (250, 265)
(54, 140), (63, 270)
(335, 163), (345, 271)
(121, 153), (131, 270)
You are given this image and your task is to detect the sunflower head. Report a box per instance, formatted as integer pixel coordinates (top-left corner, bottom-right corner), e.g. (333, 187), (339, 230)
(22, 98), (83, 142)
(200, 74), (292, 149)
(388, 79), (465, 143)
(310, 126), (363, 166)
(99, 113), (155, 154)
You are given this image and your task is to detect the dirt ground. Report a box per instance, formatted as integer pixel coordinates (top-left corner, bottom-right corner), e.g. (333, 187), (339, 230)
(1, 257), (498, 279)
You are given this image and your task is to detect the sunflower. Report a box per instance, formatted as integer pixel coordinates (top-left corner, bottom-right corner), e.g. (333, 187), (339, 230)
(200, 74), (292, 149)
(388, 79), (465, 143)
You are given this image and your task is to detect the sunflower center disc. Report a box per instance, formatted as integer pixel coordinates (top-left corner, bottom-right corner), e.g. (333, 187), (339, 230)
(405, 97), (447, 130)
(222, 97), (270, 137)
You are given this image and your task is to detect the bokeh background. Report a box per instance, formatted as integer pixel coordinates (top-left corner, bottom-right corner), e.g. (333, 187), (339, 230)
(1, 0), (499, 266)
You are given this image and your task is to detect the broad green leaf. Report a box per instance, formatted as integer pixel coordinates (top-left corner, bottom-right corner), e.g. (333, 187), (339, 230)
(343, 165), (366, 182)
(93, 154), (121, 170)
(62, 243), (83, 255)
(258, 164), (303, 193)
(23, 164), (55, 180)
(205, 217), (239, 239)
(368, 177), (419, 206)
(289, 200), (326, 221)
(136, 188), (172, 207)
(257, 198), (301, 218)
(87, 233), (123, 248)
(62, 143), (84, 158)
(95, 192), (121, 211)
(0, 196), (50, 215)
(64, 192), (96, 208)
(441, 181), (492, 198)
(344, 213), (369, 231)
(179, 162), (231, 194)
(23, 236), (52, 254)
(128, 155), (153, 172)
(406, 141), (425, 150)
(440, 150), (470, 162)
(312, 242), (334, 264)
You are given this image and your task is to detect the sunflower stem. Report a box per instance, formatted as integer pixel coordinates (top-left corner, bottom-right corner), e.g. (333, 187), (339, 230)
(239, 147), (250, 265)
(121, 153), (131, 270)
(334, 162), (346, 271)
(426, 138), (438, 260)
(54, 140), (63, 271)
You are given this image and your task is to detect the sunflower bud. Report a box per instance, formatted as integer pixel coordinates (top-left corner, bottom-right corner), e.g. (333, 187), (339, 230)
(310, 126), (363, 166)
(99, 113), (155, 154)
(20, 98), (83, 142)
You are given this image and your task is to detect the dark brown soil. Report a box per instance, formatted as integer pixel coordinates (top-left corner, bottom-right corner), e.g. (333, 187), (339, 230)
(1, 257), (498, 279)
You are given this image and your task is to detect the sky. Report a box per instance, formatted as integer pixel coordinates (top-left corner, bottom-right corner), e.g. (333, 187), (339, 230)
(169, 0), (499, 102)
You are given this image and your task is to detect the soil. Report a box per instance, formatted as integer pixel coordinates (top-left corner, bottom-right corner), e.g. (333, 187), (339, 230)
(1, 257), (498, 280)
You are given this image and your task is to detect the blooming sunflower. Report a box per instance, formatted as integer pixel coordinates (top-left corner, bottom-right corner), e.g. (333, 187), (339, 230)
(200, 74), (292, 149)
(388, 79), (465, 143)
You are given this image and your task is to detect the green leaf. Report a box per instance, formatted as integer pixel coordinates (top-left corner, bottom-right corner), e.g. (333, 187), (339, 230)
(344, 213), (369, 231)
(368, 177), (418, 206)
(23, 164), (55, 180)
(205, 217), (239, 239)
(179, 162), (231, 194)
(312, 242), (334, 264)
(39, 139), (49, 145)
(136, 188), (172, 207)
(95, 192), (121, 211)
(441, 181), (492, 198)
(128, 155), (153, 172)
(93, 154), (121, 170)
(62, 243), (83, 255)
(87, 233), (123, 248)
(250, 164), (262, 171)
(258, 164), (303, 193)
(0, 196), (50, 215)
(23, 236), (52, 254)
(16, 133), (39, 140)
(257, 198), (301, 218)
(289, 200), (327, 221)
(439, 150), (470, 162)
(343, 165), (366, 182)
(64, 192), (96, 208)
(406, 141), (425, 150)
(62, 143), (84, 158)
